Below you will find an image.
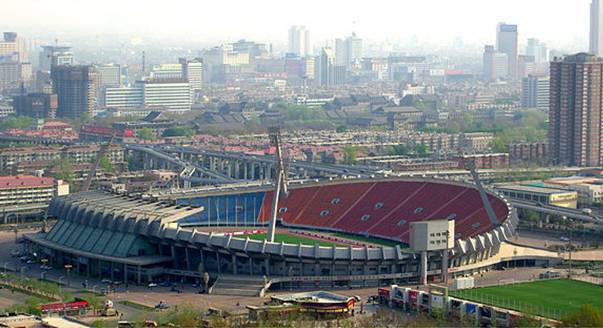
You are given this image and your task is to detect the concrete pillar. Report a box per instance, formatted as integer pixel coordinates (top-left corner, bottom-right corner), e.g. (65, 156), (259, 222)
(216, 252), (221, 274)
(249, 257), (254, 276)
(442, 250), (449, 285)
(137, 265), (142, 285)
(264, 258), (270, 276)
(420, 251), (428, 285)
(232, 254), (238, 275)
(199, 249), (205, 273)
(185, 247), (191, 271)
(124, 264), (128, 285)
(110, 262), (115, 281)
(171, 246), (178, 268)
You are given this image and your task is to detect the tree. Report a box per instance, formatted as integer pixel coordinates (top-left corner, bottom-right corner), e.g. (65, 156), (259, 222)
(99, 155), (113, 173)
(562, 304), (603, 327)
(136, 127), (155, 141)
(0, 116), (33, 131)
(389, 144), (409, 156)
(342, 147), (358, 165)
(162, 126), (195, 137)
(414, 144), (428, 158)
(490, 138), (506, 153)
(53, 158), (75, 184)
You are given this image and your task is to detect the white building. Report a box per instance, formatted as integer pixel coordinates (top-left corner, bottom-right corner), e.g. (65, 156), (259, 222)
(521, 75), (549, 110)
(150, 64), (183, 80)
(315, 47), (335, 86)
(137, 79), (191, 112)
(179, 58), (203, 91)
(39, 45), (73, 72)
(526, 38), (548, 64)
(104, 87), (143, 110)
(288, 26), (311, 57)
(0, 175), (69, 207)
(483, 45), (508, 80)
(591, 0), (603, 56)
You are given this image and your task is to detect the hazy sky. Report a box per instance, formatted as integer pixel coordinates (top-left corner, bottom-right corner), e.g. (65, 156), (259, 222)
(1, 0), (591, 47)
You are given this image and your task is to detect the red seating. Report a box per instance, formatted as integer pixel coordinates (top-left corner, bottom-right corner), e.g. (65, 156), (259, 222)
(256, 181), (509, 243)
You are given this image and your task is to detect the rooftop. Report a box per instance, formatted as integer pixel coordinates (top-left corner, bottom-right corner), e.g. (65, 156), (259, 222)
(0, 175), (54, 189)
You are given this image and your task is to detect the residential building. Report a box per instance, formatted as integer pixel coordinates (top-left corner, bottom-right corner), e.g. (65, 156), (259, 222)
(506, 142), (549, 164)
(526, 38), (548, 64)
(288, 26), (311, 57)
(94, 63), (121, 93)
(549, 53), (603, 167)
(315, 47), (335, 86)
(0, 175), (69, 207)
(12, 92), (58, 119)
(496, 23), (518, 79)
(50, 65), (97, 119)
(521, 75), (549, 110)
(0, 32), (18, 57)
(591, 0), (603, 56)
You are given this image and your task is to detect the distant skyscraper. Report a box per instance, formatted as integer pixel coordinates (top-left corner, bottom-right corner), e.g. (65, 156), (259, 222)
(315, 47), (335, 86)
(40, 45), (74, 72)
(334, 33), (362, 68)
(496, 23), (518, 79)
(591, 0), (603, 56)
(526, 38), (548, 64)
(0, 32), (18, 57)
(521, 75), (549, 110)
(288, 26), (311, 57)
(179, 58), (203, 91)
(483, 45), (508, 80)
(549, 53), (603, 167)
(51, 65), (97, 119)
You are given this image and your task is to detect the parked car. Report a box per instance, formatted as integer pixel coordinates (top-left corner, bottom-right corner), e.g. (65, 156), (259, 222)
(147, 283), (158, 288)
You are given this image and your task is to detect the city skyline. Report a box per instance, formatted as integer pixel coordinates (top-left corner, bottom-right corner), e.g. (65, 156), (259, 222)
(0, 0), (592, 49)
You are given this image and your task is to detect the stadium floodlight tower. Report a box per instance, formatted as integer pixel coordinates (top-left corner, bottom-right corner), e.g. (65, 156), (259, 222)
(267, 127), (288, 243)
(409, 219), (454, 285)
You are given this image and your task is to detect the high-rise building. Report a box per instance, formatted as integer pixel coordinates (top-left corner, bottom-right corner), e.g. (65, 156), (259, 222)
(104, 87), (143, 110)
(0, 32), (18, 57)
(526, 38), (548, 64)
(12, 92), (58, 119)
(315, 47), (335, 86)
(521, 75), (549, 110)
(50, 65), (97, 119)
(496, 23), (518, 79)
(288, 26), (311, 57)
(39, 45), (73, 72)
(334, 33), (362, 68)
(549, 53), (603, 167)
(483, 45), (508, 80)
(591, 0), (603, 56)
(179, 58), (203, 91)
(95, 64), (121, 89)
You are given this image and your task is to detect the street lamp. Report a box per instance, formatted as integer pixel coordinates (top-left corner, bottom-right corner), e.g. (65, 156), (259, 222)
(64, 264), (72, 287)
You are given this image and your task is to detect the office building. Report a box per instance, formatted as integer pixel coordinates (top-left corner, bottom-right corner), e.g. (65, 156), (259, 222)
(136, 79), (191, 112)
(592, 0), (603, 56)
(549, 53), (603, 167)
(0, 32), (18, 57)
(288, 26), (311, 57)
(12, 92), (58, 119)
(95, 63), (121, 89)
(521, 75), (549, 110)
(50, 65), (97, 119)
(150, 63), (183, 80)
(496, 23), (518, 79)
(39, 45), (74, 72)
(103, 87), (144, 110)
(179, 58), (203, 91)
(483, 45), (508, 80)
(335, 33), (362, 68)
(0, 59), (19, 90)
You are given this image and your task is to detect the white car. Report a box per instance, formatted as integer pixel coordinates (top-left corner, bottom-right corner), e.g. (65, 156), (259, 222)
(148, 283), (158, 288)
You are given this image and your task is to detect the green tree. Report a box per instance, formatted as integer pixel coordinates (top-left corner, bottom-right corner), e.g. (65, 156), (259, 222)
(53, 158), (75, 184)
(414, 143), (428, 158)
(162, 126), (195, 137)
(490, 138), (506, 153)
(389, 144), (409, 156)
(562, 304), (603, 327)
(99, 155), (113, 173)
(342, 147), (358, 165)
(0, 116), (33, 130)
(136, 127), (155, 141)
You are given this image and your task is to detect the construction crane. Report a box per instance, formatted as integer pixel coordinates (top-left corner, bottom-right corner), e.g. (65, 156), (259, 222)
(82, 131), (116, 192)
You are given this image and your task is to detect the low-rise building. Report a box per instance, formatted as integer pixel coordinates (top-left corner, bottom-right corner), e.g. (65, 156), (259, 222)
(494, 184), (578, 208)
(0, 175), (69, 207)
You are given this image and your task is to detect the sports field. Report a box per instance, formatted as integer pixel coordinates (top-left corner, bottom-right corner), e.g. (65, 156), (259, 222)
(449, 279), (603, 319)
(246, 233), (338, 247)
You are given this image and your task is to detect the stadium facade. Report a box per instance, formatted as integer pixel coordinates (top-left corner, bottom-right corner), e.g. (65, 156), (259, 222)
(25, 178), (529, 289)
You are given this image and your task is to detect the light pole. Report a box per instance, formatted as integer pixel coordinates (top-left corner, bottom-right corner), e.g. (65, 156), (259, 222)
(64, 264), (72, 288)
(58, 276), (65, 299)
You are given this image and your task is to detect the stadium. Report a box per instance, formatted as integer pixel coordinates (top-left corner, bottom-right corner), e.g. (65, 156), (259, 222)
(24, 177), (522, 293)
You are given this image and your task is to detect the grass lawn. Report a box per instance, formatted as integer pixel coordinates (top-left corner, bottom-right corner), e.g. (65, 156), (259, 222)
(449, 279), (603, 319)
(332, 232), (406, 248)
(246, 233), (337, 247)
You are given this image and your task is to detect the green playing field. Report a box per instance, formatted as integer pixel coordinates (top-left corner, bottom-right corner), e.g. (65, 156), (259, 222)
(449, 279), (603, 319)
(246, 233), (338, 247)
